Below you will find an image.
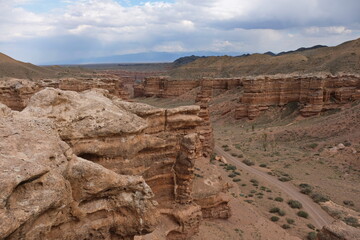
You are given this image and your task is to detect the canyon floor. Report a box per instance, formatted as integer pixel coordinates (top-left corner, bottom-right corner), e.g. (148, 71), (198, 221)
(136, 90), (360, 239)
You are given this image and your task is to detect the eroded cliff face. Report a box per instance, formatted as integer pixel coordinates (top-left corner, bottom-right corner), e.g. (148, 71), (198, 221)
(235, 74), (360, 119)
(317, 221), (360, 240)
(0, 103), (158, 240)
(0, 74), (129, 111)
(9, 88), (228, 239)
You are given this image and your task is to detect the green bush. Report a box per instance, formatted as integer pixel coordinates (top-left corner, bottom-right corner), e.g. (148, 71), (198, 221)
(274, 197), (284, 202)
(259, 163), (267, 168)
(307, 143), (318, 149)
(233, 178), (241, 182)
(286, 218), (295, 224)
(307, 224), (315, 230)
(311, 193), (329, 203)
(343, 200), (354, 207)
(344, 217), (360, 227)
(278, 210), (286, 216)
(282, 224), (290, 229)
(225, 165), (237, 171)
(228, 173), (236, 178)
(269, 207), (280, 213)
(299, 183), (313, 195)
(297, 211), (309, 218)
(307, 232), (317, 240)
(288, 200), (302, 209)
(243, 159), (255, 166)
(270, 216), (279, 222)
(278, 176), (291, 182)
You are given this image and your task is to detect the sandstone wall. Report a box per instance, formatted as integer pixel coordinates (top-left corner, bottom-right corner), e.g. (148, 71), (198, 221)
(235, 74), (360, 119)
(0, 103), (158, 240)
(0, 74), (129, 111)
(15, 88), (228, 239)
(140, 77), (243, 98)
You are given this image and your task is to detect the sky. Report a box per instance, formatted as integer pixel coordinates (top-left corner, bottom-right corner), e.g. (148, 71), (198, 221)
(0, 0), (359, 64)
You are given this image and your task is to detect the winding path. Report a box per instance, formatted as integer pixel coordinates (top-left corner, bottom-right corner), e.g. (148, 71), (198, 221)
(215, 145), (334, 229)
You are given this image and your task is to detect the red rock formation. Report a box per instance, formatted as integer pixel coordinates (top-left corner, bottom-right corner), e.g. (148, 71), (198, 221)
(195, 79), (215, 156)
(235, 74), (360, 119)
(317, 221), (360, 240)
(19, 88), (227, 239)
(0, 74), (129, 111)
(138, 76), (243, 98)
(0, 103), (158, 240)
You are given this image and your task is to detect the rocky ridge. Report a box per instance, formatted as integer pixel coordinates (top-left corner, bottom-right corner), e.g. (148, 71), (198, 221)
(0, 88), (228, 239)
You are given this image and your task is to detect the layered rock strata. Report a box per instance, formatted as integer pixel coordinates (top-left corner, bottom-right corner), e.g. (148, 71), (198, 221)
(0, 74), (129, 111)
(235, 74), (360, 119)
(195, 79), (215, 156)
(17, 88), (228, 239)
(0, 103), (157, 240)
(139, 77), (242, 98)
(317, 221), (360, 240)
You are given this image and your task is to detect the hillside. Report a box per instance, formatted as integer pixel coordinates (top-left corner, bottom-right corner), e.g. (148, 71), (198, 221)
(0, 53), (89, 79)
(169, 38), (360, 79)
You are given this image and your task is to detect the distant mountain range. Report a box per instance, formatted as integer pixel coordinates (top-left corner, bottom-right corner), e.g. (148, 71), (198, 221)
(41, 51), (242, 65)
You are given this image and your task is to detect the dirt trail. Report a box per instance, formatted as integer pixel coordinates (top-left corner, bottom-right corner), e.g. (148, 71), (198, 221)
(215, 145), (334, 229)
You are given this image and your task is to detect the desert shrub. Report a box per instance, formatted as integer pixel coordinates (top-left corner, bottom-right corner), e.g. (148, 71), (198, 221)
(270, 216), (279, 222)
(299, 183), (313, 195)
(234, 144), (241, 149)
(311, 192), (329, 203)
(282, 224), (290, 229)
(344, 141), (352, 147)
(286, 218), (295, 224)
(222, 144), (229, 148)
(237, 154), (243, 158)
(244, 200), (253, 204)
(250, 179), (259, 184)
(269, 207), (280, 213)
(278, 176), (291, 182)
(307, 224), (315, 230)
(307, 232), (317, 240)
(274, 197), (284, 202)
(297, 211), (309, 218)
(344, 217), (360, 227)
(234, 171), (241, 175)
(231, 153), (238, 157)
(259, 163), (267, 168)
(233, 178), (241, 182)
(228, 173), (236, 178)
(224, 148), (230, 152)
(242, 159), (255, 166)
(225, 165), (237, 171)
(210, 153), (216, 161)
(307, 143), (318, 149)
(278, 210), (286, 216)
(288, 200), (302, 209)
(343, 200), (354, 206)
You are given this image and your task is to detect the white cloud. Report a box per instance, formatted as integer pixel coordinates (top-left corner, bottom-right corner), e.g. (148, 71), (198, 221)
(0, 0), (359, 63)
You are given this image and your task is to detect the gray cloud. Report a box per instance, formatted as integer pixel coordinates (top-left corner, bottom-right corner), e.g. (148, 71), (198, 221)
(0, 0), (359, 63)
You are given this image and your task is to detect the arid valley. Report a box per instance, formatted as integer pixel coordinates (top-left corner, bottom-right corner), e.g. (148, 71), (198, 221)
(1, 0), (360, 239)
(1, 37), (360, 240)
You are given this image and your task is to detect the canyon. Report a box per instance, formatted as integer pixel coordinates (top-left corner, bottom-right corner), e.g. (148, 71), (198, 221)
(0, 85), (229, 239)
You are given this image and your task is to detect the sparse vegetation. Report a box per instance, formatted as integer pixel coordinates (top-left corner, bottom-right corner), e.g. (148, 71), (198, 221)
(307, 223), (315, 230)
(307, 143), (318, 149)
(299, 183), (313, 195)
(344, 217), (360, 227)
(269, 207), (280, 213)
(310, 192), (329, 203)
(228, 173), (236, 178)
(297, 211), (309, 218)
(288, 200), (302, 209)
(233, 178), (241, 182)
(307, 232), (317, 240)
(242, 159), (255, 166)
(282, 224), (290, 229)
(343, 200), (354, 207)
(286, 218), (295, 224)
(274, 197), (284, 202)
(270, 216), (280, 222)
(259, 163), (267, 168)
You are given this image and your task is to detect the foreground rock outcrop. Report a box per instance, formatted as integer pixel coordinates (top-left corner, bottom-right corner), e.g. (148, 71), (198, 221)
(0, 88), (228, 239)
(0, 103), (157, 240)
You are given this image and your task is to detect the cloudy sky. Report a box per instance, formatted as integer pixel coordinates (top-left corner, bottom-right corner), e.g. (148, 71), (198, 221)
(0, 0), (359, 64)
